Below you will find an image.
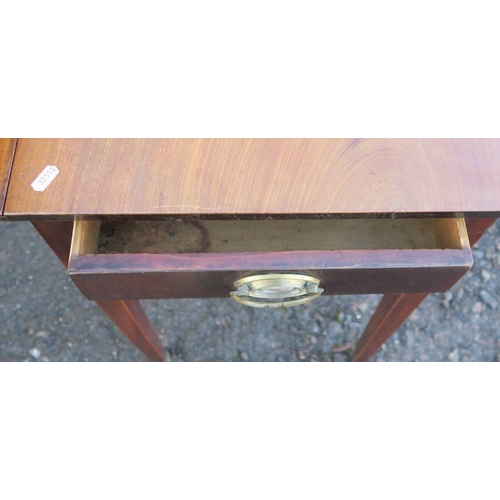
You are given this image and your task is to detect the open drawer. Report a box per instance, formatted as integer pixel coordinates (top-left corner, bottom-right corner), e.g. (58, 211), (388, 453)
(68, 218), (473, 302)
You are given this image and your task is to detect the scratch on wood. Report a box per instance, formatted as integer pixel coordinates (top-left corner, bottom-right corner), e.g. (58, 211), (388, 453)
(154, 205), (223, 211)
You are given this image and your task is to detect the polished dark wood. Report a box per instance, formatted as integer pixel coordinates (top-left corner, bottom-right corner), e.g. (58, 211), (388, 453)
(0, 139), (17, 216)
(31, 220), (166, 362)
(68, 248), (472, 301)
(466, 217), (498, 246)
(95, 300), (166, 362)
(5, 139), (500, 218)
(32, 220), (74, 267)
(352, 217), (498, 361)
(351, 293), (429, 362)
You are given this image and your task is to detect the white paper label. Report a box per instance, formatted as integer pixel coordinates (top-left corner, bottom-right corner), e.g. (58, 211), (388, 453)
(31, 165), (60, 192)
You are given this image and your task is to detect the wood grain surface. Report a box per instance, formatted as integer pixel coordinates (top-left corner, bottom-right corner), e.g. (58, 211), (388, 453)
(0, 139), (17, 216)
(68, 248), (472, 300)
(5, 139), (500, 218)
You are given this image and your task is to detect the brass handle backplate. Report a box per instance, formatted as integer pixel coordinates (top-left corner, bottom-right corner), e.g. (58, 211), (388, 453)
(230, 274), (324, 308)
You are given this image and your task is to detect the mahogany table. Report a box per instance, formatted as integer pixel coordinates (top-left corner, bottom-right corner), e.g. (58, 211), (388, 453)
(1, 139), (499, 361)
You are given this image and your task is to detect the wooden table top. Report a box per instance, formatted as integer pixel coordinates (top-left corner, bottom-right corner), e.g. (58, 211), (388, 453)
(3, 138), (500, 219)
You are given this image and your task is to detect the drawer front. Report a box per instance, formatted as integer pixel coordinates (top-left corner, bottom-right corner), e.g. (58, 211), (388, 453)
(68, 218), (473, 301)
(68, 248), (472, 300)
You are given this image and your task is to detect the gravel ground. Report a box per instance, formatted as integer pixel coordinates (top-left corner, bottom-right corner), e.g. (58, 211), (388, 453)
(1, 220), (500, 362)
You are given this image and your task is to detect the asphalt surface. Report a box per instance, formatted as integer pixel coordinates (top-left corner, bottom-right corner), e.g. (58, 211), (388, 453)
(1, 220), (500, 362)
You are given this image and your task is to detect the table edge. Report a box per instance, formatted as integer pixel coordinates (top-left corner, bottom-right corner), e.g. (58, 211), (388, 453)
(0, 139), (18, 217)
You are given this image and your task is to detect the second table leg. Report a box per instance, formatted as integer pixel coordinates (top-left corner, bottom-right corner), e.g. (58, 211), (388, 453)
(352, 217), (498, 362)
(351, 293), (428, 362)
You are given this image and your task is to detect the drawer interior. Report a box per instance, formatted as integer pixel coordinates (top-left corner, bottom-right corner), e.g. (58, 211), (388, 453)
(72, 218), (470, 256)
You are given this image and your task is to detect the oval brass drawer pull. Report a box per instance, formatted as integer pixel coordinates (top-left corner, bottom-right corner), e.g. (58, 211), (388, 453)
(230, 274), (323, 308)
